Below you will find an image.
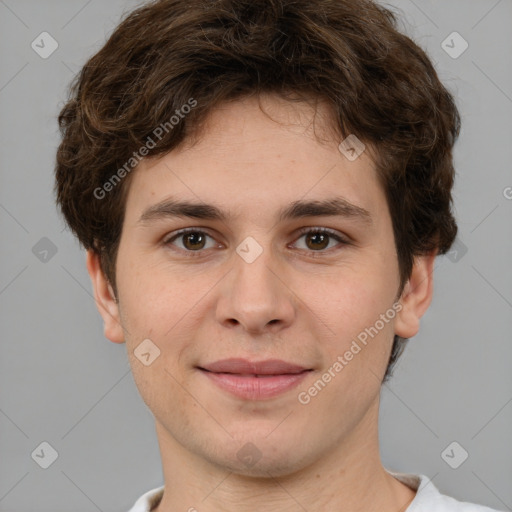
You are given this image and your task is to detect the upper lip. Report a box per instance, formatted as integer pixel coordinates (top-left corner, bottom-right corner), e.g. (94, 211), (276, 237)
(198, 358), (310, 375)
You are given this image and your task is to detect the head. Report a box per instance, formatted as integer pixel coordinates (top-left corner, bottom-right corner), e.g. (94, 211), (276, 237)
(55, 0), (460, 476)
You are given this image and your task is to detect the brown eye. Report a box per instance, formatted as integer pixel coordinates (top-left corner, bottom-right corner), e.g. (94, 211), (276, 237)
(304, 232), (330, 250)
(293, 228), (348, 254)
(165, 229), (217, 252)
(182, 232), (206, 250)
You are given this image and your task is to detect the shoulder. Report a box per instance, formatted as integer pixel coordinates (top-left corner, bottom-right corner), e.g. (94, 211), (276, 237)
(416, 488), (504, 512)
(126, 485), (164, 512)
(388, 472), (505, 512)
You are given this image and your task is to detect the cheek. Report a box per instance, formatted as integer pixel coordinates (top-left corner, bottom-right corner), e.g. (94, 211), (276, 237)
(119, 270), (195, 411)
(306, 264), (396, 338)
(117, 255), (185, 332)
(118, 266), (207, 380)
(308, 281), (396, 412)
(302, 264), (399, 390)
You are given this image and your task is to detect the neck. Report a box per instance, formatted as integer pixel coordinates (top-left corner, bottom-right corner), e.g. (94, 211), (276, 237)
(152, 399), (416, 512)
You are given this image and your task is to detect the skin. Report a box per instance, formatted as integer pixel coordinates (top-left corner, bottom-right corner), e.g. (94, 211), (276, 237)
(87, 94), (435, 512)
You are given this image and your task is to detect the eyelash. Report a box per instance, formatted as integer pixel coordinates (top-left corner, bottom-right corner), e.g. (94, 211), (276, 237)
(163, 227), (350, 258)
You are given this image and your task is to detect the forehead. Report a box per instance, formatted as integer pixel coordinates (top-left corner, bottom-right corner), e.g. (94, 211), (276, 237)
(122, 95), (385, 227)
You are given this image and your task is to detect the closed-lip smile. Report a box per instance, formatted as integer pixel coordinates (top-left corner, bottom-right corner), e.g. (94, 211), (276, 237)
(197, 358), (313, 400)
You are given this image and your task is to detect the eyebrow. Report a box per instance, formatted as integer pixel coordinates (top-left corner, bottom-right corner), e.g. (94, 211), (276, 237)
(137, 196), (373, 226)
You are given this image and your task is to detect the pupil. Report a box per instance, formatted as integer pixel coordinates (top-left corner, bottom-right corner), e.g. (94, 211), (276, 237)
(185, 232), (204, 250)
(308, 232), (328, 250)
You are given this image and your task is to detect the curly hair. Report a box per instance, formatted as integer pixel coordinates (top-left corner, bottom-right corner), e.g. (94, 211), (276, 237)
(54, 0), (461, 381)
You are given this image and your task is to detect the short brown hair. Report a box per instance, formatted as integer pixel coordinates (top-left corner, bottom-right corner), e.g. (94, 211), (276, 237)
(54, 0), (461, 381)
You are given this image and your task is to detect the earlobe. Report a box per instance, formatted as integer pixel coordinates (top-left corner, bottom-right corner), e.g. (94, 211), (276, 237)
(85, 249), (125, 344)
(394, 251), (436, 340)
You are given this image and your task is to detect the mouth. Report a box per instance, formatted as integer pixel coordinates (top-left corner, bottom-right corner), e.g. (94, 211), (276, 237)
(197, 358), (313, 400)
(198, 358), (310, 375)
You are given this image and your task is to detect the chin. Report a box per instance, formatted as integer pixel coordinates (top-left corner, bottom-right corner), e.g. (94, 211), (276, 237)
(203, 434), (313, 479)
(224, 451), (309, 479)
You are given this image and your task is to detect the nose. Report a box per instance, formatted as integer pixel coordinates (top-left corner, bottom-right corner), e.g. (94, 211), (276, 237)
(215, 239), (296, 336)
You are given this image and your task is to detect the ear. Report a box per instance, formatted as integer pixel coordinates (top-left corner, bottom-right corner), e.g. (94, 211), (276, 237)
(86, 249), (125, 344)
(394, 251), (436, 339)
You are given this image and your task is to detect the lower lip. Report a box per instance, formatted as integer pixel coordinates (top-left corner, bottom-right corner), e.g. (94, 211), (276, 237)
(199, 369), (311, 400)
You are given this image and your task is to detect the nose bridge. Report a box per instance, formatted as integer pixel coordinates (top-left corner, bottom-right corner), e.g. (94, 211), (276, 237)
(232, 234), (279, 301)
(216, 233), (295, 332)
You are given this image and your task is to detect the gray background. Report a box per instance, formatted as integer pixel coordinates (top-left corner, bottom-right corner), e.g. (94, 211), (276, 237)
(0, 0), (511, 511)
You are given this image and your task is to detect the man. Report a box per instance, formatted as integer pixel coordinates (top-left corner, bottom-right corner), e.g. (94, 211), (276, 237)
(54, 0), (503, 510)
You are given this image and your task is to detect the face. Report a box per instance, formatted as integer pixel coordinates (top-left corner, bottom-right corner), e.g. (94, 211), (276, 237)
(88, 94), (433, 478)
